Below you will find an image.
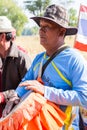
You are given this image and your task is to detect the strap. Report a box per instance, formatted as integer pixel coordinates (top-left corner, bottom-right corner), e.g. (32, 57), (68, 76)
(41, 46), (69, 77)
(79, 111), (85, 130)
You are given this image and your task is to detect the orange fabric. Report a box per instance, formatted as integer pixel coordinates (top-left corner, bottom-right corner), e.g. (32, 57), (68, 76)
(37, 77), (44, 84)
(0, 92), (66, 130)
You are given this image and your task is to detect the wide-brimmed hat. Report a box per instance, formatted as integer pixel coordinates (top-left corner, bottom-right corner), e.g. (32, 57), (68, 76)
(0, 16), (15, 33)
(30, 4), (78, 35)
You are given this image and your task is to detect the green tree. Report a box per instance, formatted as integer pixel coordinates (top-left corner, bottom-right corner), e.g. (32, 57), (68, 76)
(68, 8), (77, 26)
(24, 0), (51, 16)
(0, 0), (28, 35)
(23, 0), (51, 35)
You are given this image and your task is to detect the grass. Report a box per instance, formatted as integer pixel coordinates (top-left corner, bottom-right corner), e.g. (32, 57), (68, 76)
(15, 35), (87, 60)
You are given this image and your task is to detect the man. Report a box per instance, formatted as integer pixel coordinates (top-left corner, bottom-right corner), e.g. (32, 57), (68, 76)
(2, 5), (87, 130)
(0, 16), (31, 115)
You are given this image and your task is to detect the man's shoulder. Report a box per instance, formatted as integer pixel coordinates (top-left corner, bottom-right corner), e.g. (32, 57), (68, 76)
(64, 47), (82, 57)
(10, 43), (29, 58)
(34, 52), (45, 59)
(17, 45), (28, 54)
(16, 45), (30, 58)
(32, 52), (45, 64)
(16, 45), (31, 63)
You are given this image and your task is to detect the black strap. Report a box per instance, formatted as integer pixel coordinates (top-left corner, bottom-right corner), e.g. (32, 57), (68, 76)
(79, 111), (85, 130)
(41, 46), (69, 77)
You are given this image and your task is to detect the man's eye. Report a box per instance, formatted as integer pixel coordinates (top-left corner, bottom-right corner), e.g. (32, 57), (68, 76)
(39, 25), (52, 32)
(45, 26), (50, 30)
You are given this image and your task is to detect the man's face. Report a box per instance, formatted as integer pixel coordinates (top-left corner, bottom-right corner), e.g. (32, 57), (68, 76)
(0, 33), (11, 52)
(39, 19), (61, 50)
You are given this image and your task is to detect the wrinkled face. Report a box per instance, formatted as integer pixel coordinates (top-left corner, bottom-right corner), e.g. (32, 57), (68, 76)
(39, 19), (65, 51)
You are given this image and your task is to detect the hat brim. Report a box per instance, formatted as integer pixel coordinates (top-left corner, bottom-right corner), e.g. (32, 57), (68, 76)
(30, 16), (78, 35)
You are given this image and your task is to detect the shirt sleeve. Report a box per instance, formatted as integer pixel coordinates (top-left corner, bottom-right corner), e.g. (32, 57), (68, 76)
(15, 66), (33, 97)
(44, 51), (87, 109)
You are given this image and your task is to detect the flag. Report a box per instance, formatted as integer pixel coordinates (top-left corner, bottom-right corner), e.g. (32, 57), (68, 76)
(74, 4), (87, 51)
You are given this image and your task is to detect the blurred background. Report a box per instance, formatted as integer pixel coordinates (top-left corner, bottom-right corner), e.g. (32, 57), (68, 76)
(0, 0), (87, 59)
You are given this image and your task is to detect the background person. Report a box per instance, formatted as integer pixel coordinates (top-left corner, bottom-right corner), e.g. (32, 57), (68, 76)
(2, 5), (87, 130)
(0, 16), (31, 116)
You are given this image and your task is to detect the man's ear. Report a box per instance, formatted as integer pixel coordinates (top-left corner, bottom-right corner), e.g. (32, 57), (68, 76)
(0, 33), (6, 41)
(59, 28), (66, 36)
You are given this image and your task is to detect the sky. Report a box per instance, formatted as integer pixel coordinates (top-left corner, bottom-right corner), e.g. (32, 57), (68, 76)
(16, 0), (87, 27)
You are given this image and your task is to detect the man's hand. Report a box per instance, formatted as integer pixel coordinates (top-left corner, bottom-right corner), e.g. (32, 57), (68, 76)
(19, 80), (45, 95)
(2, 90), (20, 117)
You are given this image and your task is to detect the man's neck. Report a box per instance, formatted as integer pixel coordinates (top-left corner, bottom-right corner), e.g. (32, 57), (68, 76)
(0, 42), (11, 58)
(0, 47), (10, 58)
(46, 43), (67, 56)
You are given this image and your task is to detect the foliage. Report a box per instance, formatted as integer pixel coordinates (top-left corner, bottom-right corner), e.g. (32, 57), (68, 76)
(22, 28), (33, 35)
(68, 8), (77, 26)
(22, 0), (51, 35)
(24, 0), (51, 16)
(22, 26), (39, 35)
(0, 0), (28, 35)
(31, 26), (39, 35)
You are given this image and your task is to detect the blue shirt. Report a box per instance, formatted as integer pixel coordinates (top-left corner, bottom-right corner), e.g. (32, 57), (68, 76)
(16, 47), (87, 129)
